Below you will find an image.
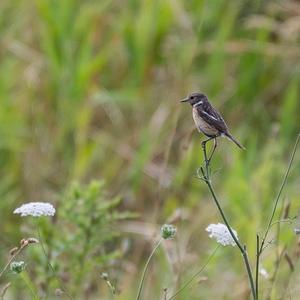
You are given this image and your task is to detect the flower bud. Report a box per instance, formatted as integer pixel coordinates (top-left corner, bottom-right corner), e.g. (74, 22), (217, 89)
(27, 238), (39, 244)
(161, 224), (177, 240)
(10, 261), (26, 274)
(100, 272), (108, 280)
(9, 247), (19, 256)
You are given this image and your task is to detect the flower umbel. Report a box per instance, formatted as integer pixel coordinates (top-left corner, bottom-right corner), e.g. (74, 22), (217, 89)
(14, 202), (56, 217)
(206, 223), (238, 246)
(161, 224), (177, 240)
(10, 261), (26, 274)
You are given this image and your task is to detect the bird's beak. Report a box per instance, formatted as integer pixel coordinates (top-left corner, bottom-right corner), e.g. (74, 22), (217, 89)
(180, 97), (189, 103)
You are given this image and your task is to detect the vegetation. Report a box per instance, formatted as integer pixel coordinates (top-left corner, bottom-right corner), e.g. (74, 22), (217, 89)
(1, 0), (300, 299)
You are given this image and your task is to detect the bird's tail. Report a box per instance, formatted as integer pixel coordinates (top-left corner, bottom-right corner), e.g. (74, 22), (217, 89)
(225, 133), (245, 150)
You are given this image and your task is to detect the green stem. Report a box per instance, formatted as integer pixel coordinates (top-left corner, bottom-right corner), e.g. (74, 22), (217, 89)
(255, 235), (259, 300)
(203, 174), (256, 299)
(259, 134), (300, 255)
(243, 245), (256, 300)
(135, 239), (162, 300)
(256, 134), (299, 299)
(36, 225), (73, 300)
(205, 178), (242, 251)
(168, 246), (219, 300)
(200, 153), (256, 300)
(20, 271), (40, 300)
(0, 246), (25, 279)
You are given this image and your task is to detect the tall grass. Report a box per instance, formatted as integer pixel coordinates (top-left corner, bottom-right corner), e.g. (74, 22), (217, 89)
(0, 0), (300, 298)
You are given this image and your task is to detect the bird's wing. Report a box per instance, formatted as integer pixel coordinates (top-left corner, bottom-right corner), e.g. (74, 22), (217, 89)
(196, 104), (228, 133)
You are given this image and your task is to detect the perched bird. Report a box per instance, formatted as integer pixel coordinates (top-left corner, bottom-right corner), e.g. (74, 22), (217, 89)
(181, 92), (244, 150)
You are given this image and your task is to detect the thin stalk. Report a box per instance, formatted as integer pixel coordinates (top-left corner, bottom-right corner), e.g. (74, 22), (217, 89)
(0, 282), (11, 299)
(204, 177), (242, 251)
(243, 244), (256, 300)
(136, 238), (162, 300)
(36, 226), (73, 300)
(201, 170), (256, 300)
(101, 274), (116, 299)
(163, 288), (168, 300)
(255, 235), (259, 300)
(259, 134), (300, 255)
(0, 245), (26, 279)
(266, 199), (287, 300)
(202, 142), (210, 178)
(199, 143), (256, 300)
(168, 246), (219, 300)
(256, 135), (299, 299)
(20, 271), (40, 300)
(266, 247), (285, 300)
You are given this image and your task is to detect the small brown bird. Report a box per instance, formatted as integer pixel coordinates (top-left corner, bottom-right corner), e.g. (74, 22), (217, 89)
(181, 92), (245, 150)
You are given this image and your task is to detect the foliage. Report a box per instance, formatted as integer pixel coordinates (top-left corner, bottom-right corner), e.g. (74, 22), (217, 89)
(1, 181), (132, 298)
(0, 0), (300, 299)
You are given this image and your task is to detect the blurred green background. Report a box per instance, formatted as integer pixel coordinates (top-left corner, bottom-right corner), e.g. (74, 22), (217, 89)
(1, 0), (300, 299)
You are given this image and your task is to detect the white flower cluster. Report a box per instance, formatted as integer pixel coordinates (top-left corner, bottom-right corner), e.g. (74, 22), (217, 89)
(206, 223), (238, 246)
(14, 202), (56, 217)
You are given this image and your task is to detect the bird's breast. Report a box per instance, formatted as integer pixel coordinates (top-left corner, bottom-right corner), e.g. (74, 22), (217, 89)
(192, 107), (219, 136)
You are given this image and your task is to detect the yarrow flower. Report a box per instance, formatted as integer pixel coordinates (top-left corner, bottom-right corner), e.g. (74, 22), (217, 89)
(161, 224), (177, 240)
(206, 223), (238, 246)
(14, 202), (56, 217)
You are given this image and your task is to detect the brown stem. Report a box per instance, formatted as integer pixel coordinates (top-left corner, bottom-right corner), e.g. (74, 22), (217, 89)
(0, 244), (26, 279)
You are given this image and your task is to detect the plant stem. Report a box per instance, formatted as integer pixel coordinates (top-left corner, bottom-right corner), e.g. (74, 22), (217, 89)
(199, 142), (256, 300)
(266, 247), (285, 300)
(202, 170), (256, 300)
(168, 246), (219, 300)
(204, 177), (241, 250)
(20, 271), (40, 300)
(256, 134), (300, 300)
(255, 235), (259, 300)
(0, 245), (26, 279)
(266, 199), (287, 300)
(135, 238), (162, 300)
(255, 134), (300, 299)
(259, 134), (300, 255)
(36, 225), (73, 300)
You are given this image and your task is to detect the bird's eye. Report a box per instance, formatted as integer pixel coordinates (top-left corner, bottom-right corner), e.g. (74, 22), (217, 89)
(190, 96), (194, 99)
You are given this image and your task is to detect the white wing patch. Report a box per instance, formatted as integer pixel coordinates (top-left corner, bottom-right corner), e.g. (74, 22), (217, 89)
(202, 110), (219, 121)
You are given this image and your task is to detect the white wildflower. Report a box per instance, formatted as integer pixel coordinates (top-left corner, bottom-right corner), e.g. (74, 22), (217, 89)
(259, 267), (269, 279)
(206, 223), (238, 246)
(14, 202), (56, 217)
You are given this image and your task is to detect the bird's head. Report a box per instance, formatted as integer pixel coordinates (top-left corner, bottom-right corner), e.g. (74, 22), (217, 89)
(180, 92), (208, 106)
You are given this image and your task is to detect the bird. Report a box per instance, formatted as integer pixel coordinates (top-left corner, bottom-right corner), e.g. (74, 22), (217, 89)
(180, 92), (245, 152)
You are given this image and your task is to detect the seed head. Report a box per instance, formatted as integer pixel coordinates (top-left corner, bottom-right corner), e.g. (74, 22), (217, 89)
(9, 247), (19, 256)
(27, 238), (39, 244)
(10, 261), (26, 274)
(100, 272), (109, 281)
(161, 224), (177, 240)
